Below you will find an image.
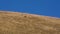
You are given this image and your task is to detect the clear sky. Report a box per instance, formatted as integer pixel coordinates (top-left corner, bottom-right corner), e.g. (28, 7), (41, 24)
(0, 0), (60, 18)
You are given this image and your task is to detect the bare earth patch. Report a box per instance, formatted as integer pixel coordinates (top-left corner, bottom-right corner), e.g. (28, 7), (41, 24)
(0, 11), (60, 34)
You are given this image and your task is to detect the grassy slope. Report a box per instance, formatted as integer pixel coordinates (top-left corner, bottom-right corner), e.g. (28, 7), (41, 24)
(0, 11), (60, 34)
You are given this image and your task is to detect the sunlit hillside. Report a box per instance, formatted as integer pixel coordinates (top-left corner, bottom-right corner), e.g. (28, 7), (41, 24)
(0, 11), (60, 34)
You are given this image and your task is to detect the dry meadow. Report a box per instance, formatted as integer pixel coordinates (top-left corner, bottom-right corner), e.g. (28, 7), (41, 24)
(0, 11), (60, 34)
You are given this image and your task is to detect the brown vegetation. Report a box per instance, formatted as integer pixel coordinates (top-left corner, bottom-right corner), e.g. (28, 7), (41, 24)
(0, 11), (60, 34)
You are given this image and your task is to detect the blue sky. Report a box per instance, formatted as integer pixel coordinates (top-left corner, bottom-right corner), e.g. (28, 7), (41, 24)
(0, 0), (60, 18)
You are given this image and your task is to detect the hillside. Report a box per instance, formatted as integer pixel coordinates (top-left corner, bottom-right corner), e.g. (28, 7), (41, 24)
(0, 11), (60, 34)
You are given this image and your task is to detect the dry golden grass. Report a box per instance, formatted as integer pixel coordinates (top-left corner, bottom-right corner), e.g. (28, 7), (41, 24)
(0, 11), (60, 34)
